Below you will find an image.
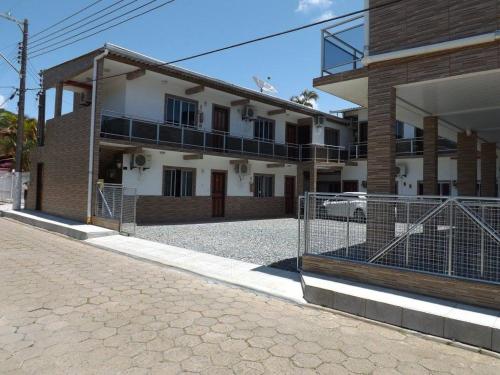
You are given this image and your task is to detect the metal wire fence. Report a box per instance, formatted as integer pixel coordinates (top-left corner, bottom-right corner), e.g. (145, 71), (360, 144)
(95, 183), (137, 235)
(300, 192), (500, 284)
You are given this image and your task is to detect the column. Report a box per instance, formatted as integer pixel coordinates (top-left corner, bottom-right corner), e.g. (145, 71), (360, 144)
(54, 82), (63, 118)
(480, 142), (497, 197)
(423, 116), (438, 195)
(457, 132), (478, 196)
(37, 90), (46, 146)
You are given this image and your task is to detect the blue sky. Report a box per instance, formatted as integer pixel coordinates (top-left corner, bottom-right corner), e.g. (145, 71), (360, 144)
(0, 0), (362, 118)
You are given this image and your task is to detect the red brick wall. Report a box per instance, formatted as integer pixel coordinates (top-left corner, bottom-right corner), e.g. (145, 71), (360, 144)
(26, 108), (91, 222)
(136, 196), (287, 224)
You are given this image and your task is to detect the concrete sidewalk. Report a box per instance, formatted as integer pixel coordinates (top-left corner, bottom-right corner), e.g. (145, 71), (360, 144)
(86, 235), (305, 304)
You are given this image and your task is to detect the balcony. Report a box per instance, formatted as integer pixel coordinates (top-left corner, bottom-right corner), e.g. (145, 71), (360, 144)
(321, 15), (365, 76)
(99, 111), (346, 164)
(348, 138), (457, 160)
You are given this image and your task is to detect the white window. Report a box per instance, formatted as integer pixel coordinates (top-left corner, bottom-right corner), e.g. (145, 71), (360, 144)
(163, 168), (194, 197)
(165, 95), (197, 127)
(254, 118), (275, 141)
(254, 175), (274, 197)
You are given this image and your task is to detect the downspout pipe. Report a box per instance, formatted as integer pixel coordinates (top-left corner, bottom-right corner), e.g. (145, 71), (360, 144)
(87, 48), (109, 223)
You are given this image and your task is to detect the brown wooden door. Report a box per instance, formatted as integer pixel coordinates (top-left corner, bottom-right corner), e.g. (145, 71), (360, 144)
(35, 163), (44, 210)
(211, 172), (226, 217)
(286, 123), (297, 144)
(285, 176), (295, 215)
(212, 105), (229, 150)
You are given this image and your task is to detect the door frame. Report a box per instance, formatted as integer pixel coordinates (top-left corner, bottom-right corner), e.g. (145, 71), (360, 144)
(35, 162), (44, 211)
(284, 175), (296, 216)
(212, 104), (231, 133)
(211, 169), (227, 218)
(285, 123), (298, 144)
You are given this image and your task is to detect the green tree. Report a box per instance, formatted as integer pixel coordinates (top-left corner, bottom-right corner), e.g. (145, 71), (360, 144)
(0, 109), (37, 171)
(290, 89), (319, 108)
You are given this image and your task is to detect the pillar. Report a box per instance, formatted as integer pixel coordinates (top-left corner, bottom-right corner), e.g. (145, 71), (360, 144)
(423, 116), (438, 195)
(457, 132), (477, 196)
(480, 143), (497, 197)
(54, 82), (63, 118)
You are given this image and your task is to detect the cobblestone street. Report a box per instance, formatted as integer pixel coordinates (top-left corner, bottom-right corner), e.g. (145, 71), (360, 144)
(0, 218), (499, 374)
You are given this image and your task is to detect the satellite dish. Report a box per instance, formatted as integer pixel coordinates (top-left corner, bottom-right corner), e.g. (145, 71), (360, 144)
(253, 76), (278, 95)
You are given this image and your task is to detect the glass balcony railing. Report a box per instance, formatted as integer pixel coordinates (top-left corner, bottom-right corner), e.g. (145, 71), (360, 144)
(348, 138), (457, 160)
(99, 110), (346, 163)
(322, 15), (365, 76)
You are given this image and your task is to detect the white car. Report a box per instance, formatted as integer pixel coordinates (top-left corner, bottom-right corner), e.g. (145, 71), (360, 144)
(322, 192), (367, 222)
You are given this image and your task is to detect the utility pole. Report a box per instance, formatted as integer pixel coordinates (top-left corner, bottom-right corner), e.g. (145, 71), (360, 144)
(13, 18), (28, 210)
(1, 12), (28, 210)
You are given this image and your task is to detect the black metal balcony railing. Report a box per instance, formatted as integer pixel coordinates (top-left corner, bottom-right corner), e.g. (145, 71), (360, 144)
(100, 111), (346, 164)
(322, 15), (365, 76)
(349, 138), (457, 160)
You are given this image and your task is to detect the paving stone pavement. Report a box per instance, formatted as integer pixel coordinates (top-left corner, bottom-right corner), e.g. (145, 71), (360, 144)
(1, 218), (499, 375)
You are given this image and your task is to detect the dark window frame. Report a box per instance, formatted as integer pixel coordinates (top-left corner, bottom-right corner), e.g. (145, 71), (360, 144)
(324, 127), (340, 146)
(254, 117), (275, 142)
(253, 174), (275, 198)
(164, 94), (198, 128)
(162, 166), (196, 197)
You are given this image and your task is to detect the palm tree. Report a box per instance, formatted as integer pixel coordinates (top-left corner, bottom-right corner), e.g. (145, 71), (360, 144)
(290, 89), (319, 108)
(0, 110), (37, 171)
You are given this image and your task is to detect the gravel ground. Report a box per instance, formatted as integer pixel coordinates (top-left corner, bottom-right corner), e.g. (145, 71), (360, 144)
(136, 218), (299, 271)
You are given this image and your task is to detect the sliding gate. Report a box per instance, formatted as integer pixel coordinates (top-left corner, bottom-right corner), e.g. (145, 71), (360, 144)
(299, 193), (500, 284)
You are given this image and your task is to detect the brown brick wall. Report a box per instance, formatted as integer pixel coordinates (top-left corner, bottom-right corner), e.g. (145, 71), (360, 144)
(302, 255), (500, 310)
(423, 116), (438, 195)
(369, 0), (499, 55)
(225, 197), (286, 220)
(136, 196), (287, 224)
(457, 132), (478, 196)
(481, 143), (497, 197)
(26, 107), (91, 222)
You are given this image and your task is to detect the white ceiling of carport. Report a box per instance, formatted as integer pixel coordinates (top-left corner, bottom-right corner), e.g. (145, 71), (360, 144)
(396, 69), (500, 142)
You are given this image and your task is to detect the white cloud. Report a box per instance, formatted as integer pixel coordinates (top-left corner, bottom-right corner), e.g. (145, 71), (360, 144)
(314, 10), (335, 22)
(296, 0), (332, 13)
(0, 95), (5, 109)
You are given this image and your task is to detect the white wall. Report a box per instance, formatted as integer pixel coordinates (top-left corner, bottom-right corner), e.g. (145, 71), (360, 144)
(100, 71), (333, 145)
(340, 157), (460, 196)
(122, 149), (297, 197)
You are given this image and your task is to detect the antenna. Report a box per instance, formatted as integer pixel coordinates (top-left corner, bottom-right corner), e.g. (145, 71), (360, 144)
(253, 76), (278, 95)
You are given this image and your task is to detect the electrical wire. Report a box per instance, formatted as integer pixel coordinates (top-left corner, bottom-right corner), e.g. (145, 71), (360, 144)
(30, 0), (176, 58)
(30, 0), (135, 46)
(30, 0), (105, 39)
(29, 0), (165, 56)
(55, 0), (403, 84)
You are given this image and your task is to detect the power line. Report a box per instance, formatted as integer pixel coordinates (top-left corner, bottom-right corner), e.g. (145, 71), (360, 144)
(67, 0), (403, 85)
(30, 0), (105, 39)
(0, 90), (17, 107)
(30, 0), (134, 46)
(29, 0), (164, 56)
(30, 0), (176, 58)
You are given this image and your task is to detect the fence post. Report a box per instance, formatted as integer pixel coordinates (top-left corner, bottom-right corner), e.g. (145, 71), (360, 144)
(129, 119), (132, 141)
(120, 187), (124, 233)
(297, 196), (302, 271)
(480, 205), (485, 277)
(405, 200), (410, 266)
(304, 192), (309, 255)
(346, 200), (350, 257)
(448, 201), (454, 276)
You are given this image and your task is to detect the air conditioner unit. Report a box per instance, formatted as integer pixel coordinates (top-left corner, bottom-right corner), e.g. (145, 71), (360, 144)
(396, 163), (407, 177)
(79, 90), (92, 106)
(242, 105), (256, 120)
(313, 115), (325, 127)
(234, 162), (250, 175)
(131, 153), (152, 170)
